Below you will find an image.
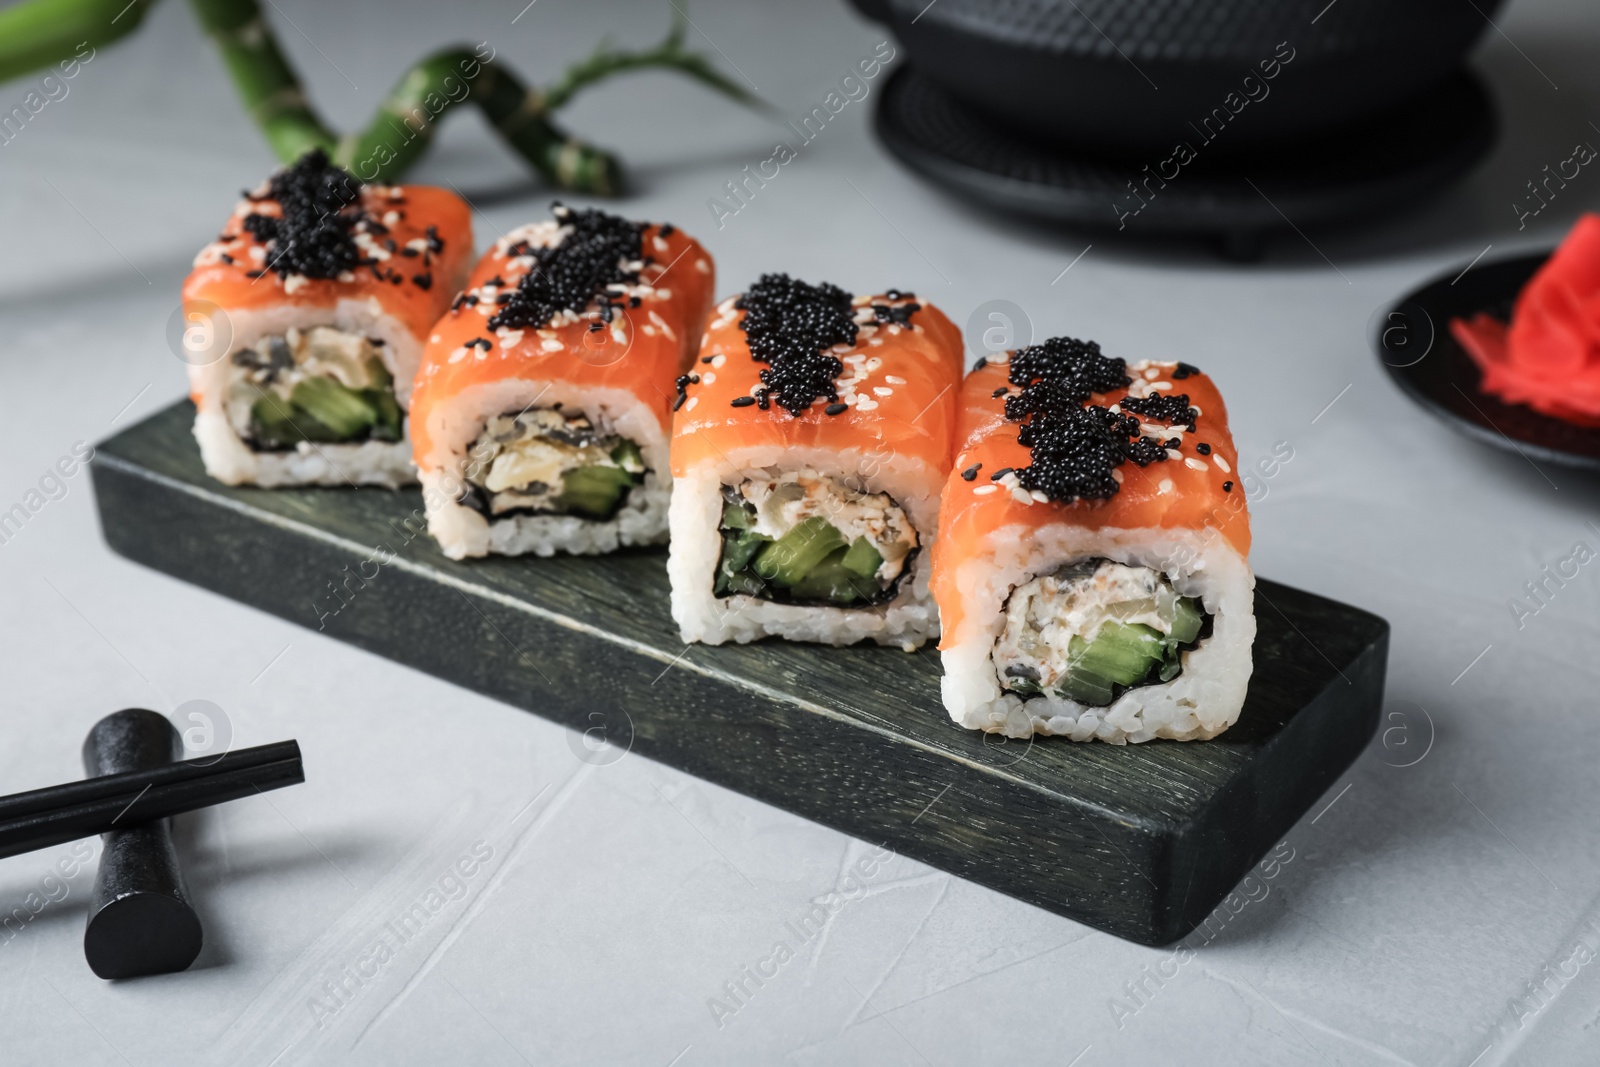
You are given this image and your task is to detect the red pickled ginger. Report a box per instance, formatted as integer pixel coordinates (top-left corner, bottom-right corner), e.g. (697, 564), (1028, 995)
(1452, 213), (1600, 425)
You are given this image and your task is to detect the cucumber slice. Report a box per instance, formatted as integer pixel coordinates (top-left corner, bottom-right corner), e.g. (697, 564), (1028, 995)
(365, 386), (403, 442)
(365, 356), (393, 391)
(720, 501), (753, 531)
(249, 394), (344, 447)
(1057, 667), (1117, 706)
(752, 517), (847, 586)
(290, 376), (378, 438)
(786, 549), (878, 604)
(1069, 623), (1167, 685)
(610, 439), (645, 473)
(840, 536), (883, 579)
(715, 530), (771, 596)
(557, 465), (634, 518)
(1157, 646), (1183, 683)
(1168, 596), (1203, 645)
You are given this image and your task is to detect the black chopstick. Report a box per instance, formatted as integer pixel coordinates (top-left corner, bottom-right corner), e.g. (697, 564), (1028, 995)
(0, 740), (304, 860)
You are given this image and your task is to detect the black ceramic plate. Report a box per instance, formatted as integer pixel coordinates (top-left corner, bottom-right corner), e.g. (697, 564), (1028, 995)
(1377, 251), (1600, 470)
(874, 65), (1495, 253)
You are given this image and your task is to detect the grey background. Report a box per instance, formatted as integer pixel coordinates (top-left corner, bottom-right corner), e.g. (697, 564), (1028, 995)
(1, 0), (1599, 1063)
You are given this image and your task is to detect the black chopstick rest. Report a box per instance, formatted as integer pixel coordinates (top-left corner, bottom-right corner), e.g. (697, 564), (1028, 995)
(81, 709), (204, 980)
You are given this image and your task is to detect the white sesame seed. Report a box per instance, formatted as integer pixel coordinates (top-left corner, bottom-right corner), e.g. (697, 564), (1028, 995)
(873, 387), (893, 397)
(1144, 367), (1159, 380)
(1151, 382), (1173, 392)
(1166, 449), (1183, 461)
(1012, 488), (1034, 505)
(701, 372), (715, 385)
(1185, 457), (1208, 471)
(711, 354), (726, 368)
(1213, 455), (1231, 473)
(1031, 490), (1049, 502)
(685, 395), (699, 411)
(973, 484), (999, 495)
(856, 398), (879, 412)
(648, 310), (675, 342)
(642, 325), (656, 337)
(1158, 479), (1174, 494)
(448, 347), (468, 363)
(541, 339), (563, 352)
(885, 375), (906, 385)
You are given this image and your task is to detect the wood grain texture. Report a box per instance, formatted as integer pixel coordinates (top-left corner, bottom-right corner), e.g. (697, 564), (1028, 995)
(90, 401), (1389, 945)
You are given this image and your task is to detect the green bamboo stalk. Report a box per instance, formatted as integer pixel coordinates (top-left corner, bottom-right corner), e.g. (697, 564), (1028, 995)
(1, 0), (759, 195)
(332, 47), (623, 194)
(540, 10), (760, 113)
(187, 0), (336, 163)
(0, 0), (158, 83)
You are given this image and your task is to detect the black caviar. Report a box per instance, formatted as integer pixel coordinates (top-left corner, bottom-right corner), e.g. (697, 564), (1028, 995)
(1119, 393), (1197, 431)
(242, 148), (368, 280)
(1002, 337), (1170, 504)
(736, 273), (857, 416)
(489, 203), (645, 332)
(673, 373), (699, 412)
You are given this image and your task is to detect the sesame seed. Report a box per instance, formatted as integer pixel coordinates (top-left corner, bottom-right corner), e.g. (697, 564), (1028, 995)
(1213, 455), (1231, 473)
(1158, 479), (1174, 493)
(960, 463), (982, 481)
(1185, 457), (1208, 471)
(973, 484), (999, 495)
(731, 396), (755, 407)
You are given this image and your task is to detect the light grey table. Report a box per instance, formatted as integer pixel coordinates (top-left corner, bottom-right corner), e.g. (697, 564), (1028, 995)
(1, 1), (1598, 1063)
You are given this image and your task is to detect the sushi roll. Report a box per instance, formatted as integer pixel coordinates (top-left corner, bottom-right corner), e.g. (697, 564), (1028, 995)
(931, 339), (1255, 742)
(668, 275), (963, 649)
(183, 149), (473, 488)
(410, 205), (714, 558)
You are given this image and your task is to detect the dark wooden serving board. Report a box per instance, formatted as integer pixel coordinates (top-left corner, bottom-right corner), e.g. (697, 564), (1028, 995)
(90, 402), (1389, 946)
